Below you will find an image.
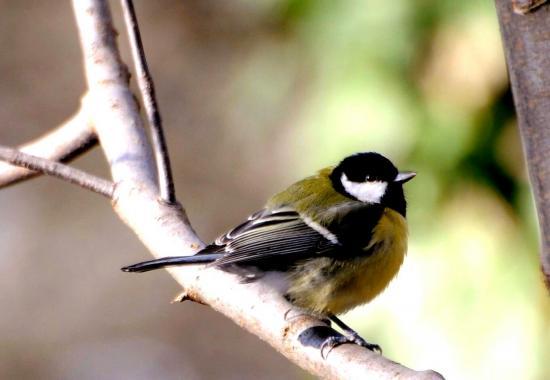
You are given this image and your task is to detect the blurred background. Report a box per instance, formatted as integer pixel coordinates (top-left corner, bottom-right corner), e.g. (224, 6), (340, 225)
(1, 0), (548, 379)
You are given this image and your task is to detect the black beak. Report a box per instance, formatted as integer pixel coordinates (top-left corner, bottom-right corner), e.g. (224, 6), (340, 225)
(394, 171), (416, 184)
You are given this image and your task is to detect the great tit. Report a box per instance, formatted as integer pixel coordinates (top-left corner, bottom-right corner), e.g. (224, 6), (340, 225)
(122, 152), (415, 356)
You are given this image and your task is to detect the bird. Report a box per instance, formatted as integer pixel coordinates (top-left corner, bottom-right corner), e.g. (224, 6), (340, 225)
(122, 152), (415, 357)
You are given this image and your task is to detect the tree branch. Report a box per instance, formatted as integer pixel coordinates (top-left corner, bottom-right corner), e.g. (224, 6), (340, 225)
(0, 106), (96, 189)
(71, 0), (444, 378)
(74, 0), (157, 191)
(0, 146), (114, 198)
(495, 0), (550, 290)
(120, 0), (176, 204)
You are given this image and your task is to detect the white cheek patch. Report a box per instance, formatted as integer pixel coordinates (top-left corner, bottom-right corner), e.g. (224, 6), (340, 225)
(341, 173), (388, 204)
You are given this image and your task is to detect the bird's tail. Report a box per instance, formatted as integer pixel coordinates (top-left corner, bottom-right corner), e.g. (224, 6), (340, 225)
(121, 253), (222, 273)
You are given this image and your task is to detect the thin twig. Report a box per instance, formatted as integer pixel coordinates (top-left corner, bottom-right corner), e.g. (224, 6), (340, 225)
(0, 106), (96, 188)
(0, 146), (114, 198)
(120, 0), (176, 204)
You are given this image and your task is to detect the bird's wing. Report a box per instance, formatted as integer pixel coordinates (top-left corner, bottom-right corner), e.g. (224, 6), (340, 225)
(203, 207), (338, 268)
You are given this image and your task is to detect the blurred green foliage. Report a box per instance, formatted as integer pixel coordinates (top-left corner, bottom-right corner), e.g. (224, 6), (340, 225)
(233, 0), (549, 378)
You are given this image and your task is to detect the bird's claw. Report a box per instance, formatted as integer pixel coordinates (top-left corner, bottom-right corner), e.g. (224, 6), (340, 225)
(349, 332), (382, 354)
(320, 333), (382, 359)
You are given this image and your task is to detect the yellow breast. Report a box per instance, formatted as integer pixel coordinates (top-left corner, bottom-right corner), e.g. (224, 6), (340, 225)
(287, 208), (408, 316)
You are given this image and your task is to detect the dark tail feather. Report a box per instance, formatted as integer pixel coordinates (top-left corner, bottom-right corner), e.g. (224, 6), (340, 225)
(121, 253), (222, 273)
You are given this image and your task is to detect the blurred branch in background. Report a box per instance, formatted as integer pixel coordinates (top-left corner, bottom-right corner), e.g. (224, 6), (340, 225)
(495, 0), (550, 290)
(0, 103), (96, 188)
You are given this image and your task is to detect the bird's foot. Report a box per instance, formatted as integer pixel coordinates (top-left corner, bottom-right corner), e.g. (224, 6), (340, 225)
(320, 333), (382, 359)
(348, 332), (382, 353)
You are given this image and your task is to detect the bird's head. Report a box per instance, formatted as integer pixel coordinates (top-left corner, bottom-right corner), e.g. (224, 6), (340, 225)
(330, 152), (415, 213)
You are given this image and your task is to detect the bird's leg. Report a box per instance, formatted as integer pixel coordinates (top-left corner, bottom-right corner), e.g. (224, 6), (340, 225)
(320, 313), (382, 359)
(320, 317), (331, 326)
(329, 313), (382, 352)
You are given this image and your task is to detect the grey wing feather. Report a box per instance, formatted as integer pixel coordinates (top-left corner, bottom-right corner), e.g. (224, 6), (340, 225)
(208, 207), (337, 267)
(215, 207), (298, 245)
